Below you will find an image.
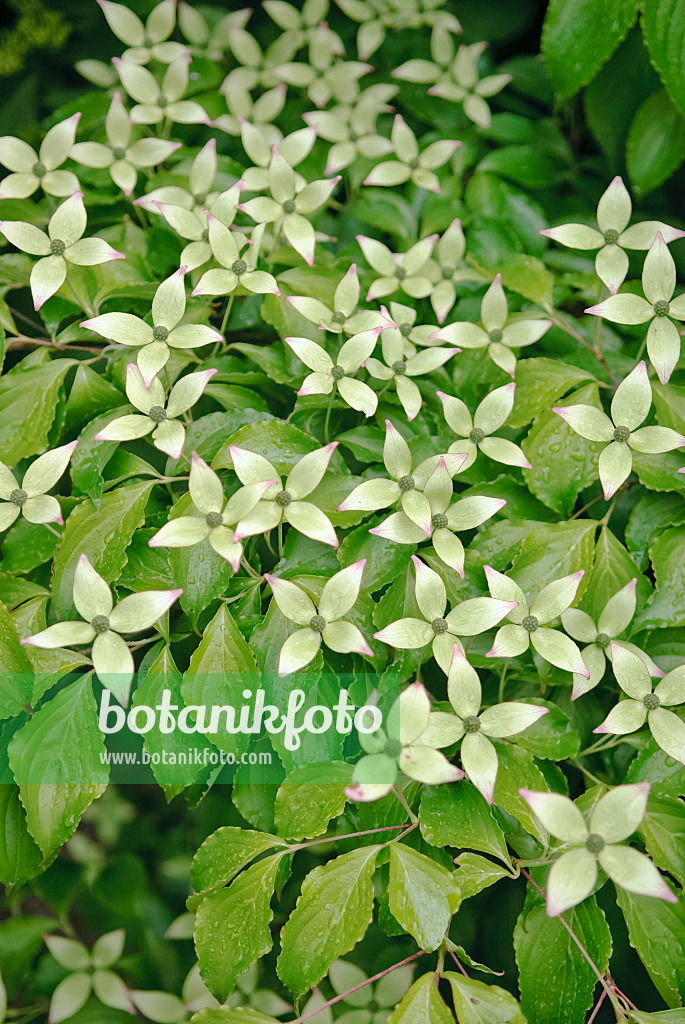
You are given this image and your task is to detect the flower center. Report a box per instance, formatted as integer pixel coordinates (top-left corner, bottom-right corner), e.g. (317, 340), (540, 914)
(522, 614), (539, 633)
(157, 95), (168, 109)
(488, 328), (503, 343)
(33, 161), (48, 178)
(282, 199), (296, 214)
(613, 425), (630, 442)
(463, 715), (480, 733)
(148, 405), (166, 423)
(309, 614), (327, 632)
(385, 738), (402, 759)
(201, 229), (209, 241)
(112, 147), (127, 161)
(432, 512), (449, 530)
(595, 632), (611, 650)
(368, 1002), (380, 1015)
(331, 365), (346, 381)
(603, 228), (619, 245)
(194, 192), (207, 205)
(331, 310), (346, 324)
(585, 832), (605, 854)
(469, 427), (485, 444)
(205, 510), (223, 528)
(144, 34), (153, 47)
(398, 474), (415, 492)
(9, 487), (28, 506)
(399, 321), (412, 337)
(395, 267), (406, 281)
(653, 299), (670, 317)
(442, 266), (455, 279)
(431, 617), (448, 634)
(153, 325), (169, 342)
(50, 239), (66, 256)
(643, 692), (661, 710)
(91, 615), (110, 634)
(392, 360), (407, 375)
(275, 489), (291, 507)
(232, 258), (247, 276)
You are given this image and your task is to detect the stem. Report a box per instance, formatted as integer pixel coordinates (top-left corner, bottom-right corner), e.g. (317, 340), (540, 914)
(449, 950), (469, 977)
(240, 556), (262, 580)
(569, 494), (605, 520)
(498, 665), (508, 704)
(288, 823), (411, 853)
(587, 986), (607, 1024)
(220, 293), (235, 336)
(577, 735), (626, 758)
(324, 390), (335, 443)
(571, 759), (607, 787)
(394, 784), (418, 824)
(278, 519), (284, 559)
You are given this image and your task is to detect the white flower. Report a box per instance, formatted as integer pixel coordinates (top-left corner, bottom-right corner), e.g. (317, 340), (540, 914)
(287, 263), (389, 335)
(191, 217), (280, 298)
(286, 331), (380, 417)
(113, 52), (211, 128)
(357, 233), (437, 302)
(0, 442), (78, 531)
(97, 0), (186, 64)
(363, 114), (460, 193)
(0, 113), (80, 200)
(438, 383), (531, 471)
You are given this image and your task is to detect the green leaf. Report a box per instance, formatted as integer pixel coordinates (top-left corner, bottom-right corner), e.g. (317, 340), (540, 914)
(541, 0), (639, 97)
(420, 783), (511, 867)
(167, 494), (233, 628)
(627, 89), (685, 194)
(510, 519), (596, 601)
(0, 718), (43, 889)
(195, 852), (285, 1002)
(626, 738), (685, 797)
(510, 359), (597, 428)
(338, 522), (415, 593)
(63, 363), (124, 434)
(581, 525), (651, 623)
(0, 916), (55, 999)
(514, 699), (580, 760)
(387, 972), (455, 1024)
(453, 853), (512, 901)
(51, 480), (154, 619)
(632, 451), (685, 498)
(11, 596), (90, 706)
(467, 519), (549, 572)
(444, 973), (525, 1024)
(626, 493), (685, 572)
(212, 419), (318, 477)
(274, 761), (353, 841)
(0, 599), (33, 721)
(639, 793), (685, 887)
(277, 845), (381, 999)
(191, 826), (286, 898)
(634, 526), (685, 631)
(493, 743), (550, 845)
(388, 843), (459, 951)
(0, 358), (76, 463)
(189, 1011), (279, 1024)
(478, 147), (561, 190)
(514, 892), (612, 1024)
(498, 254), (555, 310)
(653, 382), (685, 434)
(617, 886), (685, 1007)
(642, 1), (685, 119)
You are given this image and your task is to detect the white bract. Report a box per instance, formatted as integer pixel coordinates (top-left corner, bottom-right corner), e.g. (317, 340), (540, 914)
(81, 266), (222, 386)
(149, 453), (276, 572)
(21, 554), (182, 706)
(94, 364), (216, 461)
(374, 555), (519, 674)
(113, 52), (211, 128)
(153, 184), (244, 272)
(222, 25), (299, 92)
(485, 566), (590, 677)
(380, 302), (441, 350)
(520, 783), (677, 916)
(286, 330), (380, 417)
(46, 929), (132, 1024)
(585, 232), (685, 384)
(432, 273), (552, 377)
(274, 30), (373, 110)
(303, 84), (397, 175)
(0, 191), (125, 310)
(363, 114), (460, 193)
(229, 442), (339, 548)
(326, 958), (414, 1024)
(438, 383), (531, 470)
(594, 645), (685, 765)
(134, 138), (223, 216)
(561, 579), (664, 700)
(264, 561), (373, 675)
(357, 233), (437, 301)
(214, 82), (285, 143)
(553, 361), (685, 500)
(346, 681), (464, 802)
(424, 219), (487, 323)
(365, 320), (458, 421)
(287, 263), (389, 335)
(97, 0), (186, 64)
(542, 176), (685, 295)
(422, 644), (548, 803)
(0, 442), (77, 531)
(191, 216), (280, 297)
(0, 112), (80, 200)
(237, 123), (315, 193)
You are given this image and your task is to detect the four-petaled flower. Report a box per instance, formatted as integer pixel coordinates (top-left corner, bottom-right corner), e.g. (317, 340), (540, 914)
(134, 139), (222, 216)
(438, 383), (531, 471)
(552, 360), (685, 500)
(286, 331), (380, 417)
(303, 84), (397, 175)
(192, 216), (280, 298)
(520, 783), (676, 916)
(98, 0), (186, 64)
(264, 561), (373, 675)
(153, 183), (243, 271)
(0, 442), (78, 531)
(0, 113), (80, 200)
(345, 681), (464, 802)
(357, 234), (437, 302)
(363, 114), (460, 193)
(325, 958), (414, 1024)
(237, 123), (315, 194)
(113, 52), (211, 128)
(366, 322), (458, 420)
(425, 218), (487, 323)
(287, 263), (389, 335)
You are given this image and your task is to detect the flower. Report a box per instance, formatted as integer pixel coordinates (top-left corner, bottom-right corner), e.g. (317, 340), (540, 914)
(45, 929), (132, 1023)
(286, 331), (380, 416)
(0, 112), (80, 200)
(369, 456), (505, 577)
(238, 148), (340, 265)
(0, 191), (125, 310)
(229, 442), (339, 548)
(519, 783), (677, 916)
(345, 682), (464, 802)
(264, 0), (341, 51)
(191, 216), (280, 297)
(379, 302), (441, 348)
(21, 554), (182, 705)
(357, 233), (437, 301)
(94, 364), (217, 460)
(593, 645), (685, 765)
(561, 579), (664, 700)
(552, 360), (685, 499)
(97, 0), (186, 64)
(325, 959), (413, 1023)
(303, 84), (397, 175)
(424, 219), (488, 323)
(363, 114), (459, 193)
(237, 124), (315, 193)
(484, 566), (590, 677)
(134, 139), (222, 215)
(365, 322), (458, 421)
(214, 82), (285, 143)
(81, 266), (222, 386)
(153, 184), (244, 271)
(70, 92), (180, 197)
(222, 24), (299, 92)
(374, 555), (519, 674)
(264, 561), (373, 675)
(0, 441), (78, 531)
(423, 644), (548, 803)
(585, 232), (685, 383)
(273, 32), (373, 109)
(431, 273), (552, 377)
(149, 453), (276, 571)
(437, 383), (531, 471)
(113, 52), (211, 128)
(287, 263), (389, 335)
(541, 176), (685, 295)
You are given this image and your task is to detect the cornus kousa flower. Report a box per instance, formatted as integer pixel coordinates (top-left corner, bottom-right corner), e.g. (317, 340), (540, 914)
(363, 114), (460, 193)
(113, 53), (211, 128)
(585, 233), (685, 384)
(0, 112), (80, 200)
(286, 331), (380, 417)
(191, 217), (279, 298)
(303, 84), (397, 175)
(238, 149), (340, 266)
(264, 561), (373, 675)
(594, 645), (685, 765)
(134, 139), (222, 216)
(222, 24), (299, 92)
(94, 365), (217, 461)
(357, 234), (437, 301)
(45, 929), (132, 1023)
(520, 784), (677, 916)
(425, 219), (487, 324)
(81, 266), (222, 386)
(0, 191), (125, 311)
(229, 442), (339, 547)
(287, 264), (389, 336)
(561, 578), (664, 700)
(380, 302), (441, 350)
(149, 453), (276, 572)
(365, 324), (458, 421)
(70, 92), (180, 197)
(423, 644), (548, 803)
(553, 361), (685, 500)
(541, 176), (685, 295)
(237, 123), (315, 193)
(98, 0), (186, 64)
(153, 185), (244, 272)
(345, 682), (464, 802)
(325, 959), (413, 1024)
(21, 554), (182, 706)
(264, 0), (339, 49)
(374, 556), (519, 674)
(0, 442), (77, 531)
(214, 82), (285, 143)
(370, 457), (505, 578)
(432, 274), (552, 377)
(485, 567), (590, 677)
(274, 34), (373, 110)
(437, 384), (531, 471)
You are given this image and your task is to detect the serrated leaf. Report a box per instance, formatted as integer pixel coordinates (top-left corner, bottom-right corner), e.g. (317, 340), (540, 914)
(0, 358), (77, 463)
(541, 0), (639, 97)
(420, 783), (511, 867)
(639, 793), (685, 887)
(617, 886), (685, 1007)
(444, 972), (525, 1024)
(274, 761), (353, 841)
(388, 843), (459, 951)
(510, 519), (596, 602)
